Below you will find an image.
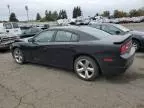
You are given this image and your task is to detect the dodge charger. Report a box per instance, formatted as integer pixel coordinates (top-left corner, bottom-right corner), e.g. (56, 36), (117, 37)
(10, 26), (135, 81)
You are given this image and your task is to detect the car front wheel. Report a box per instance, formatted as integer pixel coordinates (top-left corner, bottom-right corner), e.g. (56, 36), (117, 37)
(13, 48), (25, 64)
(74, 56), (99, 81)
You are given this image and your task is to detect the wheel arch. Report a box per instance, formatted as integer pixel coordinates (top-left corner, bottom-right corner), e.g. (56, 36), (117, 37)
(73, 53), (102, 74)
(11, 46), (22, 57)
(11, 46), (21, 53)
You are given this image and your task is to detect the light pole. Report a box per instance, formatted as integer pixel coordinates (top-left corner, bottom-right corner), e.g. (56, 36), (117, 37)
(7, 4), (11, 17)
(25, 5), (29, 22)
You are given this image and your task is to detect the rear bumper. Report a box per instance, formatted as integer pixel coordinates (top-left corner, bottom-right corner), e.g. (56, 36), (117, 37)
(99, 47), (135, 76)
(101, 55), (134, 76)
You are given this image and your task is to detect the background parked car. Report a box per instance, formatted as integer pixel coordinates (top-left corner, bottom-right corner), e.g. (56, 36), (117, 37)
(89, 23), (144, 50)
(20, 26), (32, 34)
(11, 26), (135, 81)
(0, 22), (22, 36)
(19, 27), (42, 39)
(0, 32), (19, 50)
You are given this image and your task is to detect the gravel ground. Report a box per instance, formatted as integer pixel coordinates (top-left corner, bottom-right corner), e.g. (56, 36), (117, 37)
(0, 23), (144, 108)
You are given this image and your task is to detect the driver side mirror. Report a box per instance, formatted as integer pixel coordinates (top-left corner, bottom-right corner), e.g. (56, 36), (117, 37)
(28, 38), (34, 42)
(115, 31), (120, 35)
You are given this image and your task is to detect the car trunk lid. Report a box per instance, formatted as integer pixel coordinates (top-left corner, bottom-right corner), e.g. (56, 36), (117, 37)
(101, 33), (132, 44)
(100, 34), (133, 55)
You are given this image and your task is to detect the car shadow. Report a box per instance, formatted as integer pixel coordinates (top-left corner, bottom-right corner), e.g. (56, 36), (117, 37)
(0, 50), (10, 53)
(22, 62), (144, 84)
(104, 71), (144, 84)
(25, 63), (144, 84)
(25, 63), (76, 76)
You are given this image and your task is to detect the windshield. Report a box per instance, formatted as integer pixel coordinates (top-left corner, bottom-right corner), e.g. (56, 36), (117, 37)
(79, 26), (111, 39)
(4, 23), (12, 29)
(114, 24), (130, 32)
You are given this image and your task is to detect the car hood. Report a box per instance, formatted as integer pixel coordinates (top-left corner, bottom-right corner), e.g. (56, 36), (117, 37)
(129, 30), (144, 36)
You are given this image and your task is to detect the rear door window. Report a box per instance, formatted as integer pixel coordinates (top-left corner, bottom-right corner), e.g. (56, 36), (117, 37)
(55, 31), (72, 42)
(55, 31), (79, 42)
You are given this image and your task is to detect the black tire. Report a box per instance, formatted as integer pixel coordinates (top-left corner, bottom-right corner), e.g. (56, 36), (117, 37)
(74, 56), (99, 81)
(132, 39), (140, 51)
(13, 48), (25, 64)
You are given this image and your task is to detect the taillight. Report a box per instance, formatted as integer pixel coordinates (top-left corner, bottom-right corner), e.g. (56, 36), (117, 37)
(120, 40), (132, 54)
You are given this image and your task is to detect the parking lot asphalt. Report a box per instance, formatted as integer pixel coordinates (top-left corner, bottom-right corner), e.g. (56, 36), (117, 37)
(122, 22), (144, 32)
(0, 23), (144, 108)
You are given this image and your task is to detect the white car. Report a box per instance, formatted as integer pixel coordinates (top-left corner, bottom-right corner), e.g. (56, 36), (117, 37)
(0, 32), (19, 50)
(0, 22), (22, 36)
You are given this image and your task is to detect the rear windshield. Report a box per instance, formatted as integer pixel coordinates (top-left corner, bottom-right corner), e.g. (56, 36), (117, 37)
(114, 24), (130, 32)
(79, 26), (111, 39)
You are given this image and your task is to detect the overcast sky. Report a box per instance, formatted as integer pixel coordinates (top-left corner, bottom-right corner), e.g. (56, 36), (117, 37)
(0, 0), (144, 21)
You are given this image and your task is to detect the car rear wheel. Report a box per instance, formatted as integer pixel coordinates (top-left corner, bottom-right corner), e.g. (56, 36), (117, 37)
(13, 48), (25, 64)
(133, 40), (140, 51)
(74, 56), (99, 81)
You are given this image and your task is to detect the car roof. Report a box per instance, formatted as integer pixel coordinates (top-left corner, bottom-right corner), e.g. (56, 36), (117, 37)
(49, 25), (111, 39)
(50, 25), (103, 32)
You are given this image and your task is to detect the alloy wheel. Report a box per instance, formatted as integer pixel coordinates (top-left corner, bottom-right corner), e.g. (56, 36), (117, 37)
(13, 48), (23, 64)
(75, 59), (95, 79)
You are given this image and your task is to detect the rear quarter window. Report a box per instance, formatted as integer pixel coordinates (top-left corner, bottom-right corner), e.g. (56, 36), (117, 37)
(81, 27), (111, 39)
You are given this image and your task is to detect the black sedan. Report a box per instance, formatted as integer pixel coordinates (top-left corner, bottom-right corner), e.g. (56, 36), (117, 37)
(19, 27), (42, 39)
(10, 26), (135, 81)
(89, 23), (144, 50)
